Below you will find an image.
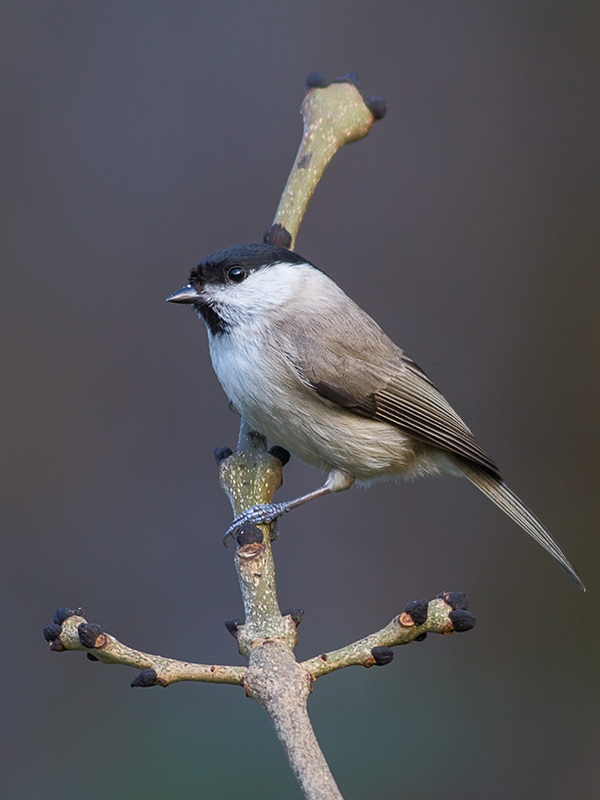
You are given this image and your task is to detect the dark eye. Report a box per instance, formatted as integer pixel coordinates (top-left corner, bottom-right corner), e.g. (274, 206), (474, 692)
(227, 266), (247, 283)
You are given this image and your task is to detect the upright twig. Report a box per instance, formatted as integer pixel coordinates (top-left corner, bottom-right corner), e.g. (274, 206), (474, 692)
(264, 73), (384, 251)
(221, 74), (386, 799)
(219, 423), (343, 799)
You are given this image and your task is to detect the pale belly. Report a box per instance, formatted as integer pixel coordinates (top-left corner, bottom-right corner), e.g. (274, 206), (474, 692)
(208, 332), (439, 481)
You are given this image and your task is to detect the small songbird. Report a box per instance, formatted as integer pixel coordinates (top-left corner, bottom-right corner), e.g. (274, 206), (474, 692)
(168, 242), (584, 589)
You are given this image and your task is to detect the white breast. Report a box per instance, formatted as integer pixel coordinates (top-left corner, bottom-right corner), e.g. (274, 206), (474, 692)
(203, 261), (430, 481)
(205, 260), (324, 427)
(208, 324), (424, 481)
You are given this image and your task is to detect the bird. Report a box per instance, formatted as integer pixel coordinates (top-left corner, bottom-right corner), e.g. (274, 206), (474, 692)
(167, 242), (584, 590)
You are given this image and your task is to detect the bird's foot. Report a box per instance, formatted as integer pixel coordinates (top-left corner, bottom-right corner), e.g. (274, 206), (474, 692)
(222, 502), (291, 546)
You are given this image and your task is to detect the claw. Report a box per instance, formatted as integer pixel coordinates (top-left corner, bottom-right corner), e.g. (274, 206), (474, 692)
(222, 502), (291, 546)
(222, 528), (235, 547)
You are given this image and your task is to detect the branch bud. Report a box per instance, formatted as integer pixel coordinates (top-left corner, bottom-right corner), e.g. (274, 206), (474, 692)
(43, 624), (62, 643)
(131, 669), (159, 688)
(77, 622), (105, 649)
(448, 610), (476, 632)
(403, 599), (429, 626)
(437, 591), (469, 610)
(371, 646), (394, 666)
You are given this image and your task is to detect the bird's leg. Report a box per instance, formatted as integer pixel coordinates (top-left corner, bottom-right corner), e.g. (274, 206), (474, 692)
(223, 469), (355, 543)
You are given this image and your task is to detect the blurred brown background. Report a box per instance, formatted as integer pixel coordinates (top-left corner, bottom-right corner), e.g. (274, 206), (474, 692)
(2, 2), (599, 798)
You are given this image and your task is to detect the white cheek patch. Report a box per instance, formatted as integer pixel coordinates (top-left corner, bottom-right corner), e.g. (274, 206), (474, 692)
(205, 261), (315, 323)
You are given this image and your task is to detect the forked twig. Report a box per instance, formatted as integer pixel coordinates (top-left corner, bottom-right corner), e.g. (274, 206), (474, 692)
(44, 73), (475, 800)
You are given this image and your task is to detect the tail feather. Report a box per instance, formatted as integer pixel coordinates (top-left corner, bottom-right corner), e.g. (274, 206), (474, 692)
(460, 463), (585, 591)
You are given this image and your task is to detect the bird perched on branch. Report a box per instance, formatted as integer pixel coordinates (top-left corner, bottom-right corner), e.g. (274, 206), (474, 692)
(168, 242), (584, 590)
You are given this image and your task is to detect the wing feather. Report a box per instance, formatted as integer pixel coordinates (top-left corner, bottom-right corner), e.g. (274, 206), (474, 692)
(277, 310), (501, 479)
(375, 369), (502, 477)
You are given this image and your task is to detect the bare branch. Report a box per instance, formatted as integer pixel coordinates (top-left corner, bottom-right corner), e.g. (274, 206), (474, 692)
(245, 641), (343, 800)
(44, 610), (245, 687)
(42, 73), (480, 800)
(302, 597), (475, 680)
(217, 74), (388, 799)
(264, 75), (385, 250)
(218, 422), (297, 653)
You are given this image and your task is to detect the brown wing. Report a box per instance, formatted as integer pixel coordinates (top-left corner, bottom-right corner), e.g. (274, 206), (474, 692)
(278, 310), (501, 479)
(373, 360), (501, 478)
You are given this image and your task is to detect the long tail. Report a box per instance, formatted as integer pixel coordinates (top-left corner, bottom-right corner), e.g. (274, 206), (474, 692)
(459, 462), (585, 591)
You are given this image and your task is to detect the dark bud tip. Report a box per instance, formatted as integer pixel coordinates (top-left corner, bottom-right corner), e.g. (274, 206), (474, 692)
(371, 646), (394, 666)
(403, 599), (429, 626)
(333, 70), (360, 88)
(437, 591), (469, 611)
(74, 607), (86, 620)
(365, 96), (387, 121)
(236, 523), (264, 547)
(131, 668), (158, 688)
(86, 653), (99, 662)
(43, 623), (62, 643)
(77, 622), (104, 649)
(214, 446), (233, 464)
(415, 632), (428, 642)
(269, 446), (291, 466)
(224, 618), (241, 637)
(263, 223), (292, 249)
(282, 608), (305, 627)
(306, 72), (329, 89)
(49, 638), (66, 651)
(53, 607), (77, 625)
(449, 609), (476, 633)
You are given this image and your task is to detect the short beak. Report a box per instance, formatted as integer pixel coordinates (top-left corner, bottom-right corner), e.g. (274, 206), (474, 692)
(166, 284), (199, 304)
